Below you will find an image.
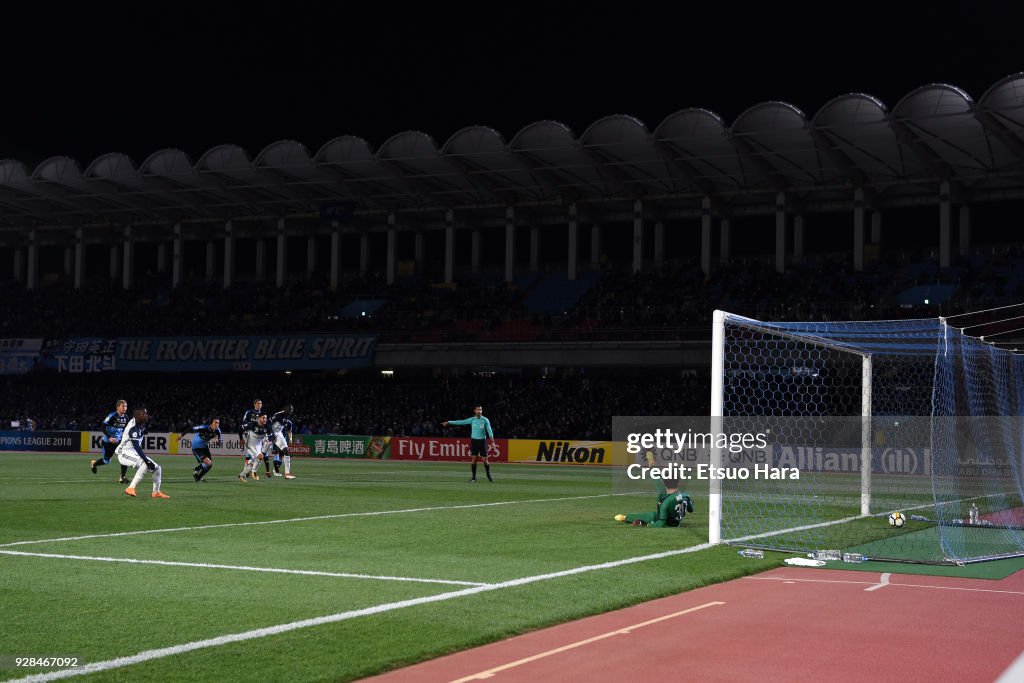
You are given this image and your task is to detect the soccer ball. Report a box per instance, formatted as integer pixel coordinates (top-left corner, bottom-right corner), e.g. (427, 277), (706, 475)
(888, 511), (906, 528)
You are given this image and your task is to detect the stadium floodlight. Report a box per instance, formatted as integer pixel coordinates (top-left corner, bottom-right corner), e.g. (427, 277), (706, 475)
(710, 309), (1024, 564)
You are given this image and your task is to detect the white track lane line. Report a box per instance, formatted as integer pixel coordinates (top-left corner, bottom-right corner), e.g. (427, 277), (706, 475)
(744, 575), (1024, 595)
(864, 572), (891, 592)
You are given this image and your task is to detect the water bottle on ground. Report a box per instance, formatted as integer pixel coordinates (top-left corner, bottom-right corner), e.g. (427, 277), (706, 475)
(843, 552), (867, 563)
(809, 549), (842, 561)
(738, 549), (764, 559)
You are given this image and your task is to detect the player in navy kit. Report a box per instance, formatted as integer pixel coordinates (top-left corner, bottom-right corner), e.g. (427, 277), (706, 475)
(90, 399), (130, 483)
(190, 418), (222, 482)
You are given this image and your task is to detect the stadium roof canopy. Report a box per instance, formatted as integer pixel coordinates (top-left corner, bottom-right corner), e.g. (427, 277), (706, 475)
(2, 74), (1024, 232)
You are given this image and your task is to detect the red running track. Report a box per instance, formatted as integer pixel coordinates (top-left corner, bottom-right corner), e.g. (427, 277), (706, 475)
(361, 567), (1024, 683)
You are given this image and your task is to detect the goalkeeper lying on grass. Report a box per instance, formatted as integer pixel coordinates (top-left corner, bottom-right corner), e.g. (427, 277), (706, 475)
(614, 476), (694, 527)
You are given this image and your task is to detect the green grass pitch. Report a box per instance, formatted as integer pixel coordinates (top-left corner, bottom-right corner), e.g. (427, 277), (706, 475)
(0, 454), (779, 682)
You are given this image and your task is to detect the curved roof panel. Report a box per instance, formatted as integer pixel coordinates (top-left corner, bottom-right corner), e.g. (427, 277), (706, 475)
(511, 121), (609, 198)
(443, 126), (550, 202)
(254, 140), (311, 168)
(656, 108), (748, 191)
(733, 102), (831, 186)
(139, 149), (193, 177)
(581, 115), (685, 194)
(895, 84), (1013, 173)
(377, 130), (440, 161)
(979, 74), (1024, 158)
(315, 136), (417, 208)
(196, 144), (251, 172)
(377, 131), (484, 204)
(33, 156), (82, 182)
(84, 153), (136, 179)
(3, 76), (1024, 227)
(813, 94), (911, 179)
(0, 160), (29, 184)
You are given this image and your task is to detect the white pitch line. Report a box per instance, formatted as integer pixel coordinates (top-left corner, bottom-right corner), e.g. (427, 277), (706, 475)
(864, 572), (891, 592)
(10, 541), (715, 682)
(0, 550), (486, 587)
(0, 493), (629, 549)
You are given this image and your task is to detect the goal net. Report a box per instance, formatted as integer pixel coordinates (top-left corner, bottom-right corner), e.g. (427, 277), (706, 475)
(711, 309), (1024, 564)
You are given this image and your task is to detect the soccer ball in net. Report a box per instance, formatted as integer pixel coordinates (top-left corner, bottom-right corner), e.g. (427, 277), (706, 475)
(888, 511), (906, 528)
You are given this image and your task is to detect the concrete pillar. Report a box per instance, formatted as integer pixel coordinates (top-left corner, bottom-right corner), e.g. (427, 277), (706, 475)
(172, 223), (183, 288)
(793, 215), (804, 262)
(471, 229), (481, 275)
(306, 235), (316, 279)
(701, 196), (712, 275)
(567, 203), (578, 281)
(654, 220), (665, 270)
(632, 200), (644, 273)
(205, 241), (215, 283)
(959, 205), (971, 257)
(871, 211), (882, 244)
(63, 247), (72, 277)
(504, 207), (515, 283)
(444, 209), (455, 284)
(529, 226), (539, 272)
(122, 226), (134, 290)
(13, 248), (25, 283)
(255, 239), (266, 282)
(329, 222), (340, 291)
(775, 193), (787, 274)
(414, 231), (425, 274)
(157, 242), (168, 273)
(720, 219), (731, 264)
(590, 223), (601, 267)
(386, 213), (397, 285)
(359, 233), (369, 276)
(27, 229), (38, 290)
(939, 181), (951, 268)
(276, 217), (287, 288)
(109, 244), (120, 281)
(74, 228), (84, 290)
(223, 220), (234, 288)
(854, 188), (865, 272)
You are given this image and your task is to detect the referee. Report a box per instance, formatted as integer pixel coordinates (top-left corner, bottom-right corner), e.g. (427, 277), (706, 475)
(442, 405), (495, 483)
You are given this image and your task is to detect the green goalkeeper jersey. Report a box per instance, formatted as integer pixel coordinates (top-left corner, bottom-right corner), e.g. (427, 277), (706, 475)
(651, 491), (693, 528)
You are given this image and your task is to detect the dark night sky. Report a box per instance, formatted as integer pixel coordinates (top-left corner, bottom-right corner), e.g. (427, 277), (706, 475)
(1, 3), (1019, 167)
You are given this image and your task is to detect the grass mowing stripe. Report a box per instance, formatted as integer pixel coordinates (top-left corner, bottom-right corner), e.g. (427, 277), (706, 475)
(0, 493), (630, 548)
(0, 550), (487, 587)
(9, 541), (716, 682)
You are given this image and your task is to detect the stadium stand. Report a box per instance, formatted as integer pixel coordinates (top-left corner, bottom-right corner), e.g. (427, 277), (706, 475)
(0, 370), (708, 440)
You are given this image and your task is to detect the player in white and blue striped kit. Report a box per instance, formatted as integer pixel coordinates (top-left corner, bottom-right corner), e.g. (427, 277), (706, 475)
(269, 406), (295, 479)
(116, 408), (169, 499)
